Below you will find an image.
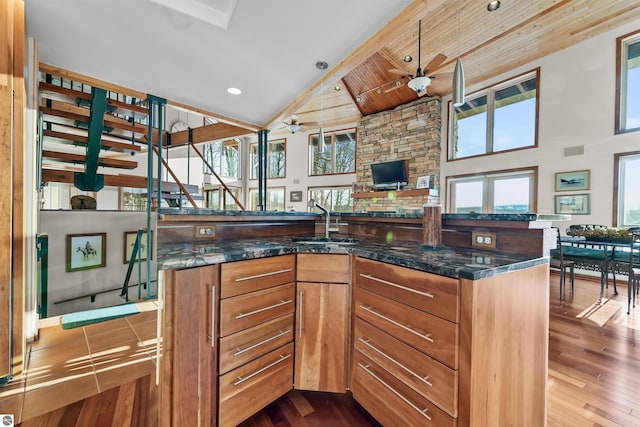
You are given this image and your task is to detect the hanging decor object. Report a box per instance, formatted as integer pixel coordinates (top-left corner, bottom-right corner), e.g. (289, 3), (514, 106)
(452, 0), (466, 107)
(316, 61), (328, 149)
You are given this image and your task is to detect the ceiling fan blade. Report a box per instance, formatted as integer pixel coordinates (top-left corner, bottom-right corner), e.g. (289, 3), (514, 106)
(429, 72), (454, 80)
(424, 53), (447, 73)
(388, 68), (410, 76)
(300, 121), (319, 127)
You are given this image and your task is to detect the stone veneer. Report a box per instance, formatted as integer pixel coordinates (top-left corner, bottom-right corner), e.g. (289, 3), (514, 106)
(354, 96), (441, 212)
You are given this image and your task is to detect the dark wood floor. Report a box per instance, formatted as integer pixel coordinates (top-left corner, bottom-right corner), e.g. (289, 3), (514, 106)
(12, 274), (640, 426)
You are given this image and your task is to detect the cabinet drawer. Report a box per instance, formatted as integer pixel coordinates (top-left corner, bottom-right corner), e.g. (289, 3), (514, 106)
(219, 313), (294, 374)
(220, 283), (295, 337)
(354, 288), (458, 369)
(219, 342), (294, 427)
(355, 257), (459, 323)
(221, 255), (295, 298)
(351, 351), (456, 427)
(297, 253), (350, 283)
(354, 318), (457, 417)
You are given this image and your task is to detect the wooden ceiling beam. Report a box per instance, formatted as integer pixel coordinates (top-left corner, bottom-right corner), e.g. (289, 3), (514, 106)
(42, 150), (138, 169)
(169, 122), (253, 146)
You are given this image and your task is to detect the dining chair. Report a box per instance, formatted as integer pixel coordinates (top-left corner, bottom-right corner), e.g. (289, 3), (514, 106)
(625, 232), (640, 314)
(550, 227), (575, 300)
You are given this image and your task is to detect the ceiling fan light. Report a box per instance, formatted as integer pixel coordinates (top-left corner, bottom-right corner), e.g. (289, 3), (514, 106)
(407, 76), (431, 93)
(452, 57), (466, 107)
(287, 123), (302, 133)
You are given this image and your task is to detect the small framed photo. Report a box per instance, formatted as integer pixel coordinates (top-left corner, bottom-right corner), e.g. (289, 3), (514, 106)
(554, 193), (591, 215)
(290, 191), (303, 202)
(555, 170), (590, 192)
(416, 175), (431, 189)
(124, 230), (153, 263)
(66, 233), (106, 272)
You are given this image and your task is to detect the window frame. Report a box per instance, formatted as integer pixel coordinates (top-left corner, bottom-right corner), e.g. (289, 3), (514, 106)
(446, 166), (538, 214)
(308, 128), (357, 176)
(202, 138), (242, 179)
(615, 29), (640, 134)
(613, 150), (640, 227)
(249, 138), (287, 180)
(248, 186), (286, 211)
(447, 69), (540, 161)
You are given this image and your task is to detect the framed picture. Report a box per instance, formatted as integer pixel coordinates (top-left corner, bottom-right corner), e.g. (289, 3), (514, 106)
(555, 170), (590, 191)
(416, 175), (431, 189)
(124, 230), (153, 263)
(66, 233), (106, 272)
(554, 193), (591, 215)
(289, 191), (303, 202)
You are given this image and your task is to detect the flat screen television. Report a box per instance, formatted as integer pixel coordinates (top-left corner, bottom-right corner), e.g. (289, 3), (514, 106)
(370, 160), (408, 189)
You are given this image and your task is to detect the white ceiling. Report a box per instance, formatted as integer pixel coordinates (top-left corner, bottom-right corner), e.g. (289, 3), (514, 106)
(25, 0), (412, 128)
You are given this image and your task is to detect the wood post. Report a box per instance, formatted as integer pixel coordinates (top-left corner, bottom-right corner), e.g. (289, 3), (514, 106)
(422, 205), (442, 247)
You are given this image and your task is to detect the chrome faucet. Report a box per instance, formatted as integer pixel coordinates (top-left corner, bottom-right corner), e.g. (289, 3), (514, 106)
(308, 198), (331, 239)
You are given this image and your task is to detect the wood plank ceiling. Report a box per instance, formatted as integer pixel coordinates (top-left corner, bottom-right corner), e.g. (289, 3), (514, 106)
(279, 0), (640, 131)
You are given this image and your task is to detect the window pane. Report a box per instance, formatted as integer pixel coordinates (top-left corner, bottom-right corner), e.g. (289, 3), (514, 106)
(620, 155), (640, 225)
(269, 188), (285, 211)
(623, 38), (640, 131)
(332, 188), (353, 212)
(249, 144), (258, 180)
(335, 132), (356, 173)
(221, 140), (239, 178)
(309, 136), (333, 175)
(224, 188), (241, 210)
(203, 142), (221, 174)
(493, 78), (537, 152)
(453, 95), (487, 158)
(205, 189), (220, 209)
(452, 181), (483, 213)
(493, 177), (530, 213)
(269, 140), (286, 178)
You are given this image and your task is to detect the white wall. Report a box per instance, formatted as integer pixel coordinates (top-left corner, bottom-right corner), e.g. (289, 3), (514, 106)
(439, 18), (640, 230)
(39, 211), (156, 316)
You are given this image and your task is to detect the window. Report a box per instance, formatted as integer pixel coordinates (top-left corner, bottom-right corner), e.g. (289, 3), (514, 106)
(249, 187), (285, 211)
(121, 188), (147, 211)
(614, 151), (640, 226)
(249, 139), (286, 179)
(204, 187), (242, 210)
(308, 186), (353, 212)
(309, 129), (356, 175)
(447, 168), (537, 214)
(202, 139), (240, 179)
(616, 31), (640, 133)
(449, 70), (538, 160)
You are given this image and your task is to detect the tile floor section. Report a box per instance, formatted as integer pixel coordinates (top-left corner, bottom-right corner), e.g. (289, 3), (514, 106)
(0, 300), (158, 424)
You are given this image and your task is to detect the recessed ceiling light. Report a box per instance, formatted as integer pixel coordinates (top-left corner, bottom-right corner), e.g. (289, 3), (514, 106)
(334, 86), (341, 92)
(487, 1), (501, 12)
(403, 55), (413, 63)
(227, 87), (241, 95)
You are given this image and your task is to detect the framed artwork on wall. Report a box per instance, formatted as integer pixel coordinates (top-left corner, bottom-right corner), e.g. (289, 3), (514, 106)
(555, 170), (590, 191)
(554, 193), (591, 215)
(123, 230), (153, 263)
(289, 191), (303, 202)
(66, 232), (107, 272)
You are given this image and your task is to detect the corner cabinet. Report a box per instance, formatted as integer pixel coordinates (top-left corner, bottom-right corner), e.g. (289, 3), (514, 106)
(160, 265), (218, 427)
(351, 256), (549, 427)
(295, 253), (350, 393)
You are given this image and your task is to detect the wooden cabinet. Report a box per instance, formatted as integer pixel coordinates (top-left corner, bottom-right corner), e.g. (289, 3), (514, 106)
(160, 265), (218, 427)
(218, 255), (296, 426)
(295, 254), (350, 393)
(351, 256), (549, 427)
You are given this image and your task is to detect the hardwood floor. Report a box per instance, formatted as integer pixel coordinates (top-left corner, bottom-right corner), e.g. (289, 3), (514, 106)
(1, 275), (639, 426)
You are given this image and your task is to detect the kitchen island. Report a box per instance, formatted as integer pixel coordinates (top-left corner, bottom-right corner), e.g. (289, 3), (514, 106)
(157, 211), (550, 426)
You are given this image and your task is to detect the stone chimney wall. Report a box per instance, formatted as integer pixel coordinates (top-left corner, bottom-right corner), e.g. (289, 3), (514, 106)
(354, 96), (441, 212)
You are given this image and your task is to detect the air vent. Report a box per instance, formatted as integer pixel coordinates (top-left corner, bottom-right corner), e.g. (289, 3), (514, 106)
(564, 145), (584, 157)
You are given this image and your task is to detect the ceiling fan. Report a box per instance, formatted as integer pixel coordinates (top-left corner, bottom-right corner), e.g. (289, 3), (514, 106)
(279, 114), (318, 134)
(388, 19), (452, 97)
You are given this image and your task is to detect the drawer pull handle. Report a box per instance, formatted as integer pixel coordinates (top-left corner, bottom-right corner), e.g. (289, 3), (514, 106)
(298, 291), (304, 338)
(233, 353), (292, 386)
(358, 362), (432, 421)
(358, 337), (432, 387)
(208, 286), (216, 347)
(360, 305), (434, 343)
(235, 300), (293, 319)
(234, 268), (293, 282)
(359, 274), (434, 299)
(233, 329), (291, 356)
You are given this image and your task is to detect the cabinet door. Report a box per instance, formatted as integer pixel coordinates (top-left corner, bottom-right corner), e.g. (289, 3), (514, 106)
(163, 265), (218, 427)
(294, 282), (348, 393)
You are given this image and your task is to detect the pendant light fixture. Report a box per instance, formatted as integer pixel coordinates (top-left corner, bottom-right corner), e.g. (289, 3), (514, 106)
(407, 20), (432, 94)
(452, 0), (466, 107)
(316, 61), (328, 150)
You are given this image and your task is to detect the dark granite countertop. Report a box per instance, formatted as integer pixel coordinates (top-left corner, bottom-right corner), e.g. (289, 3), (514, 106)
(157, 236), (548, 281)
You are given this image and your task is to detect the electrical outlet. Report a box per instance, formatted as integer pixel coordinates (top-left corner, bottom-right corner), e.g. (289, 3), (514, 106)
(195, 225), (215, 239)
(471, 231), (497, 249)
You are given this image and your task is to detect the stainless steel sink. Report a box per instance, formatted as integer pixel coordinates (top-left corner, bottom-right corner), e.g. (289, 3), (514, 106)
(292, 237), (360, 245)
